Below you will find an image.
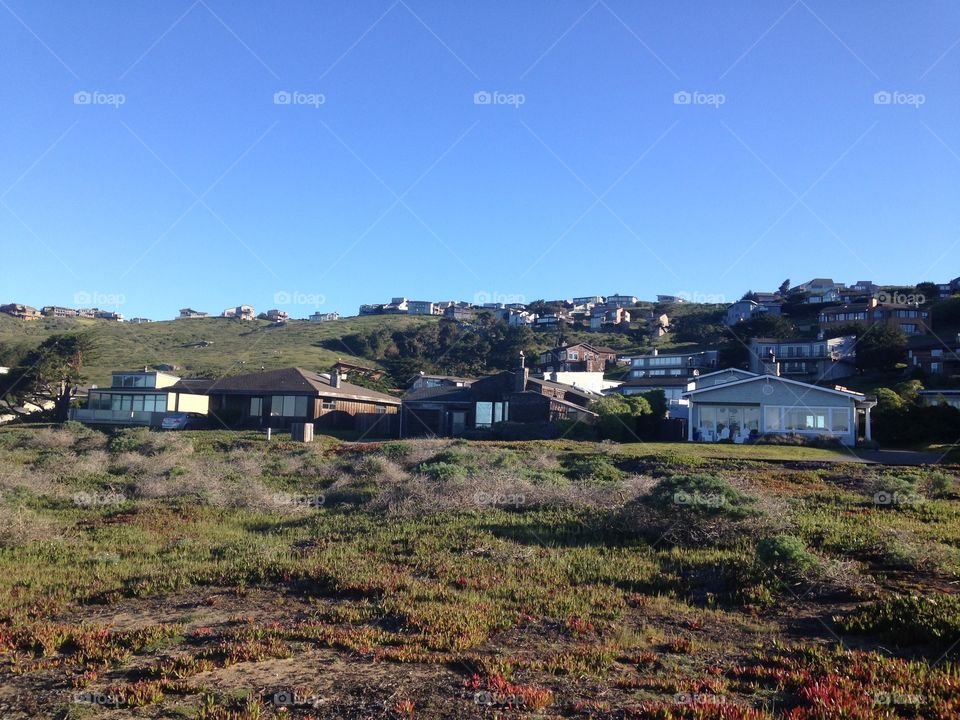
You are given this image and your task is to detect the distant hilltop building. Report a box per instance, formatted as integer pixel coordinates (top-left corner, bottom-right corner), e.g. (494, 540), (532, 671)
(309, 311), (340, 322)
(177, 308), (209, 319)
(0, 303), (41, 320)
(222, 305), (255, 320)
(258, 309), (289, 323)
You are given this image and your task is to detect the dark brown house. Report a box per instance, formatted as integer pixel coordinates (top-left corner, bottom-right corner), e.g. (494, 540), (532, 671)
(537, 343), (618, 373)
(188, 367), (400, 431)
(402, 360), (597, 437)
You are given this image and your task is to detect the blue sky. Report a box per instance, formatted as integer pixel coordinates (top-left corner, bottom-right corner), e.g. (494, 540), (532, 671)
(2, 0), (959, 319)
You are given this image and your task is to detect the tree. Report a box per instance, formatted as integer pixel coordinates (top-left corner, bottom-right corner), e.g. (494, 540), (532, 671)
(855, 324), (907, 372)
(593, 394), (652, 442)
(778, 279), (790, 297)
(0, 333), (97, 422)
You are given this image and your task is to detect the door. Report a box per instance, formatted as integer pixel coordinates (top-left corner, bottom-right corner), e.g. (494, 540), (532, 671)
(450, 411), (466, 435)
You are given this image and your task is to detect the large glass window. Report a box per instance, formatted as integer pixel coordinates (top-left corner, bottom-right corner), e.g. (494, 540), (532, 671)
(270, 395), (309, 417)
(764, 406), (850, 435)
(698, 405), (760, 435)
(475, 401), (508, 428)
(250, 397), (263, 417)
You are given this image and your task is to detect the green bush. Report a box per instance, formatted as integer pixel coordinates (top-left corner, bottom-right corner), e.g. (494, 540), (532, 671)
(756, 535), (818, 578)
(566, 455), (625, 484)
(418, 461), (467, 482)
(107, 427), (152, 454)
(835, 594), (960, 648)
(378, 441), (412, 460)
(646, 474), (755, 518)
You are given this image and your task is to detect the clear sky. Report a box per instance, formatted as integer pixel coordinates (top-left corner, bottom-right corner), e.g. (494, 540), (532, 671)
(2, 1), (959, 319)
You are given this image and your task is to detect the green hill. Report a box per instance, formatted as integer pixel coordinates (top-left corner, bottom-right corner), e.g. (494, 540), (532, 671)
(0, 314), (435, 388)
(0, 313), (655, 388)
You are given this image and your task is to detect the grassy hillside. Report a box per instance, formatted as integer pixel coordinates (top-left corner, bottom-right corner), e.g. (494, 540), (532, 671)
(0, 315), (436, 388)
(0, 314), (662, 389)
(0, 426), (957, 718)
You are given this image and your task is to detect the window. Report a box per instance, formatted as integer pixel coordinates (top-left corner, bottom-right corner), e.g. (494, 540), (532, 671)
(321, 399), (337, 410)
(475, 401), (508, 428)
(270, 395), (309, 417)
(764, 406), (851, 435)
(568, 351), (579, 360)
(250, 397), (263, 416)
(697, 405), (759, 435)
(375, 405), (386, 414)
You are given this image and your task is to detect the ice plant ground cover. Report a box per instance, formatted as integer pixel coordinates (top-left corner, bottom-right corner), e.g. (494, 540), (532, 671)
(0, 425), (957, 718)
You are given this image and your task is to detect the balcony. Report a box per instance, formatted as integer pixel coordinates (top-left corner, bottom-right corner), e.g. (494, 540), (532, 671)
(69, 408), (160, 425)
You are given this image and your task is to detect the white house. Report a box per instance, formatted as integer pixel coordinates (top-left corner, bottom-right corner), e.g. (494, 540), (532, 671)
(682, 373), (874, 446)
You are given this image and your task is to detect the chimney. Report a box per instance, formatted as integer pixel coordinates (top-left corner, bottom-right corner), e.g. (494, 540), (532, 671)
(330, 372), (340, 388)
(514, 351), (529, 392)
(761, 351), (781, 377)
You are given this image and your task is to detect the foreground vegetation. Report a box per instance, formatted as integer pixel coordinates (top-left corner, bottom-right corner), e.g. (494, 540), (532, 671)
(0, 425), (958, 718)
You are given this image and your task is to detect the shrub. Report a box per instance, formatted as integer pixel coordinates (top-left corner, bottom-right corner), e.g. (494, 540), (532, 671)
(835, 593), (960, 648)
(418, 461), (467, 483)
(756, 535), (818, 579)
(566, 456), (625, 484)
(378, 441), (412, 461)
(646, 474), (755, 518)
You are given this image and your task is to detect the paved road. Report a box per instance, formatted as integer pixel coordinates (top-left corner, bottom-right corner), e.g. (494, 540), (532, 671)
(852, 449), (948, 466)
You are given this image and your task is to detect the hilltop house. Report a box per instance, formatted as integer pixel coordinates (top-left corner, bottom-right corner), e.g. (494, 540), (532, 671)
(819, 298), (931, 336)
(790, 278), (844, 303)
(41, 306), (77, 318)
(725, 298), (782, 326)
(0, 303), (41, 320)
(309, 311), (340, 322)
(222, 305), (255, 320)
(683, 372), (874, 446)
(617, 350), (719, 404)
(748, 337), (856, 381)
(178, 308), (209, 319)
(537, 343), (617, 373)
(258, 309), (289, 322)
(908, 334), (960, 377)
